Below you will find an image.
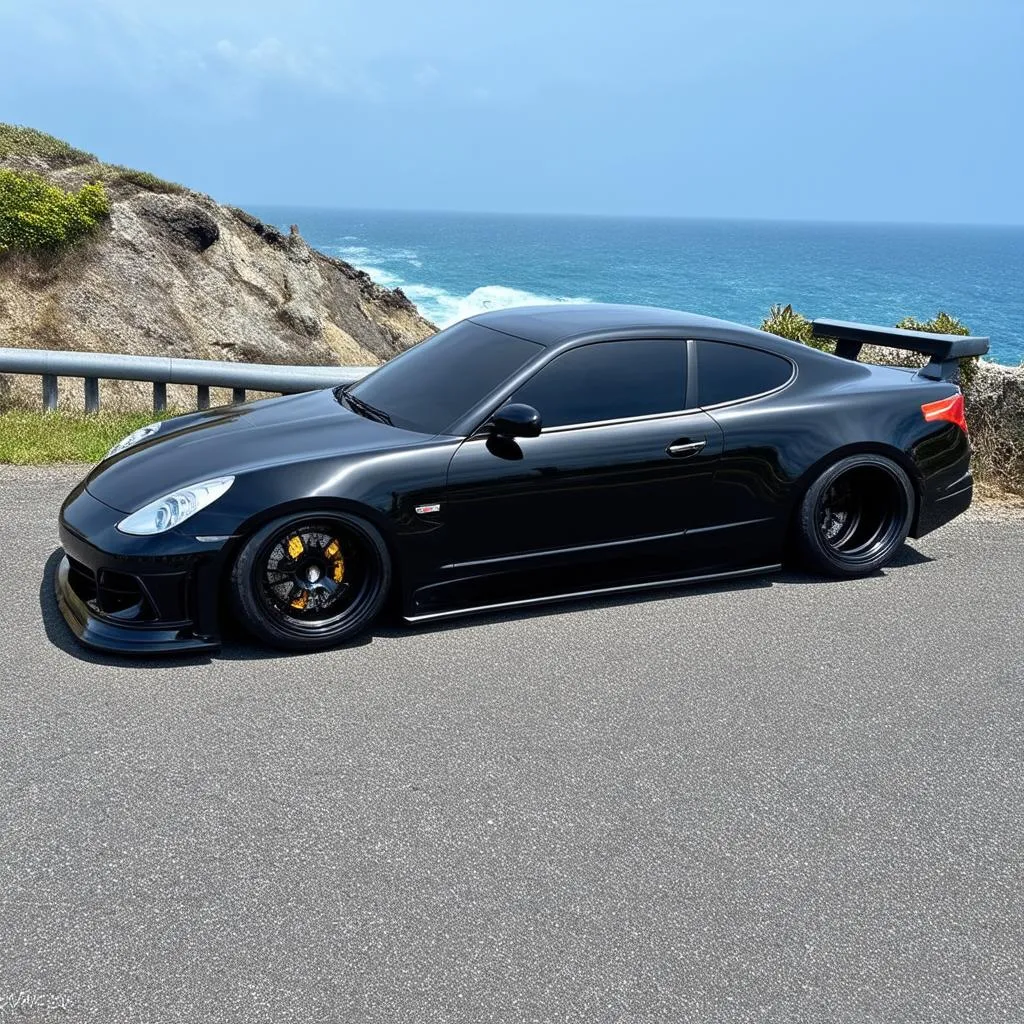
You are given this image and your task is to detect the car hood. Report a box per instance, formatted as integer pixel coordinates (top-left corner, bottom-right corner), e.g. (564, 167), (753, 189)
(86, 388), (435, 513)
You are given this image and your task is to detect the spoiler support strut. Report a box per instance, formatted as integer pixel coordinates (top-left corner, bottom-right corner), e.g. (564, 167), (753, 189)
(811, 319), (990, 382)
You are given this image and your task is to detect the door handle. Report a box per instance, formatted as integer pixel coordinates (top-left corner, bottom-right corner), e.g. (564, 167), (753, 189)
(666, 438), (706, 458)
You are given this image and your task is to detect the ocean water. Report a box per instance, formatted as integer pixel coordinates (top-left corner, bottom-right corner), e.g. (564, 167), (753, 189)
(253, 208), (1024, 366)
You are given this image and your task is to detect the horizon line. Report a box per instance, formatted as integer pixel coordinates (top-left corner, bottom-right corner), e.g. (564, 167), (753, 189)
(234, 203), (1024, 232)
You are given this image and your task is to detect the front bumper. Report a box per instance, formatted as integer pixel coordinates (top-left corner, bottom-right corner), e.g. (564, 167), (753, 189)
(55, 482), (229, 655)
(56, 556), (220, 654)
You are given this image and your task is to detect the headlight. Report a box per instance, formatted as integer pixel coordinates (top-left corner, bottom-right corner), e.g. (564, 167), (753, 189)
(104, 422), (161, 461)
(117, 477), (235, 536)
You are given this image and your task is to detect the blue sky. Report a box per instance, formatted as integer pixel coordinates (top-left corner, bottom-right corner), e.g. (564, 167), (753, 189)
(2, 0), (1022, 223)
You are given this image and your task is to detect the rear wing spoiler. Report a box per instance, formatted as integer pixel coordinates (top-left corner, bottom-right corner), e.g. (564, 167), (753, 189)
(811, 319), (989, 382)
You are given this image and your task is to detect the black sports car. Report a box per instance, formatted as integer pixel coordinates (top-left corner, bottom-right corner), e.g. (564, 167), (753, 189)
(55, 304), (988, 654)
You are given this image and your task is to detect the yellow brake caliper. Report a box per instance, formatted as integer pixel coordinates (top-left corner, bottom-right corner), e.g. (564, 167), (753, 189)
(324, 538), (345, 582)
(287, 535), (308, 609)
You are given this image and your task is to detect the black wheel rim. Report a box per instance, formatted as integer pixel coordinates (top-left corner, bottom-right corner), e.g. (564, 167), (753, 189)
(815, 465), (909, 567)
(253, 517), (381, 637)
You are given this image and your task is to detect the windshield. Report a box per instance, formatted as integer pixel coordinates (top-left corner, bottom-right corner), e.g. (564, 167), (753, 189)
(340, 320), (543, 435)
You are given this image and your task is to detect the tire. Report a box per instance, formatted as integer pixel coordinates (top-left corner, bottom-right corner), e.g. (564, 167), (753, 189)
(230, 510), (392, 651)
(796, 454), (915, 577)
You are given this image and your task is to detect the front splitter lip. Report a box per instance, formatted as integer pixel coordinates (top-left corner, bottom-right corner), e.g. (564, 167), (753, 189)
(55, 554), (220, 656)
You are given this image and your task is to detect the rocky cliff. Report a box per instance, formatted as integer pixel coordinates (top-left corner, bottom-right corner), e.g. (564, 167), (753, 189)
(0, 126), (435, 409)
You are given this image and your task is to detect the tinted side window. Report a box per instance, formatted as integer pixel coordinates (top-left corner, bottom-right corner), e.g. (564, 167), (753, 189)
(696, 341), (793, 407)
(509, 340), (686, 428)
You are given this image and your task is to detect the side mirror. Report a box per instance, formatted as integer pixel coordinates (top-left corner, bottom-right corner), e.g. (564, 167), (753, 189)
(491, 403), (542, 439)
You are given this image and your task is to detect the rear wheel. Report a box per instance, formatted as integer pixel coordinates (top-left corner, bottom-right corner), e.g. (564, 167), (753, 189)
(797, 454), (915, 577)
(230, 511), (391, 651)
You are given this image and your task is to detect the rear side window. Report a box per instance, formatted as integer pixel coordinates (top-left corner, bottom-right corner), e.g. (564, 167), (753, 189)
(509, 340), (686, 428)
(696, 341), (793, 407)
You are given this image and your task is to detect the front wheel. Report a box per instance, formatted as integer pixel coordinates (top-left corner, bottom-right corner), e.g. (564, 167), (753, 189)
(230, 511), (391, 651)
(796, 454), (915, 577)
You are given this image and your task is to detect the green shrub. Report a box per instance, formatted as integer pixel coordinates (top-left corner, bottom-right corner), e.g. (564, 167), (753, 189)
(0, 123), (95, 166)
(895, 312), (978, 389)
(88, 163), (185, 195)
(0, 169), (109, 254)
(760, 303), (834, 351)
(894, 311), (969, 336)
(761, 303), (810, 342)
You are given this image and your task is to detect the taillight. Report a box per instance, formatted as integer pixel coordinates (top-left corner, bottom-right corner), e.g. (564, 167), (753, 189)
(921, 393), (967, 433)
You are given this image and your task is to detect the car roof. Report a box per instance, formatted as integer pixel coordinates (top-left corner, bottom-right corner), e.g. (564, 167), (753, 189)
(468, 303), (770, 347)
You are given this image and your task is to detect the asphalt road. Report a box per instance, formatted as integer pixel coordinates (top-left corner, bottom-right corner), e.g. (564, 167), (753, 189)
(1, 465), (1022, 1024)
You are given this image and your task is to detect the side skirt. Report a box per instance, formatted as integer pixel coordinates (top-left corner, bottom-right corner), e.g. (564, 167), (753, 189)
(403, 563), (782, 625)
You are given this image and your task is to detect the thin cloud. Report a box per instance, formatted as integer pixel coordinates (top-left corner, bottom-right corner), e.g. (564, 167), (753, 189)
(213, 36), (337, 90)
(413, 63), (441, 89)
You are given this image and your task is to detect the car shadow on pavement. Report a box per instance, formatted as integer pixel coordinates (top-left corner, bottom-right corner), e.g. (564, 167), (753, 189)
(41, 541), (935, 664)
(771, 540), (933, 586)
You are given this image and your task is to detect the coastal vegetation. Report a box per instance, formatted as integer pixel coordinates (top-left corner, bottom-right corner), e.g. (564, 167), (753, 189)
(0, 124), (185, 257)
(760, 304), (819, 348)
(86, 164), (185, 195)
(0, 123), (95, 166)
(0, 170), (109, 255)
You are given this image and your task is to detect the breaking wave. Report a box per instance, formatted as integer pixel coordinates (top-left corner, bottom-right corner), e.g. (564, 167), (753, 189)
(326, 241), (590, 327)
(400, 283), (591, 327)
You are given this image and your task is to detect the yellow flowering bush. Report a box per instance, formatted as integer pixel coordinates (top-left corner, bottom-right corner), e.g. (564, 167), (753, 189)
(0, 169), (109, 254)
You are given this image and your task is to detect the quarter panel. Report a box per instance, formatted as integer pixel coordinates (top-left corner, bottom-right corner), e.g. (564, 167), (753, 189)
(705, 380), (967, 543)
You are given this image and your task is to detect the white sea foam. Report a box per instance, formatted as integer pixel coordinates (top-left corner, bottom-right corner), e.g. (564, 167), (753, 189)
(386, 248), (421, 263)
(356, 265), (402, 286)
(339, 245), (420, 264)
(332, 247), (591, 328)
(402, 283), (591, 327)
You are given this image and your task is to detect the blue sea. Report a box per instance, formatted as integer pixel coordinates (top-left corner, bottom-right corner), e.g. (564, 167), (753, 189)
(253, 209), (1024, 366)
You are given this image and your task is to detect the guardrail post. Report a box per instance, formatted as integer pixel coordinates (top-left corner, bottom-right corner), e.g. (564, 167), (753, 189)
(232, 387), (246, 404)
(197, 385), (210, 411)
(84, 377), (99, 414)
(42, 374), (58, 412)
(153, 382), (167, 413)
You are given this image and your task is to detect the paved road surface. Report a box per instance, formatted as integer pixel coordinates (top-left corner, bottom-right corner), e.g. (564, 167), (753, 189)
(1, 465), (1022, 1023)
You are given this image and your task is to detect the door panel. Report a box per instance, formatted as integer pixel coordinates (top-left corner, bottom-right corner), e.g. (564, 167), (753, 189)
(443, 411), (724, 570)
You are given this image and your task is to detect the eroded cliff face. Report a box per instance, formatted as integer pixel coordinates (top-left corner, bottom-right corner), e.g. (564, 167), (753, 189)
(0, 148), (435, 410)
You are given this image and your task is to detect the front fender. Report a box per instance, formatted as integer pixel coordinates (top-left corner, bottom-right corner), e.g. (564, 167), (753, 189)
(183, 442), (458, 609)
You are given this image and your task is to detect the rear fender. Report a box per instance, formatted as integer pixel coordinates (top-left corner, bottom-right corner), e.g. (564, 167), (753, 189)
(787, 441), (925, 536)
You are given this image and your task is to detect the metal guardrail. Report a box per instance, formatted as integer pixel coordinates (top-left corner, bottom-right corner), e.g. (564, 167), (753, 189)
(0, 347), (375, 412)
